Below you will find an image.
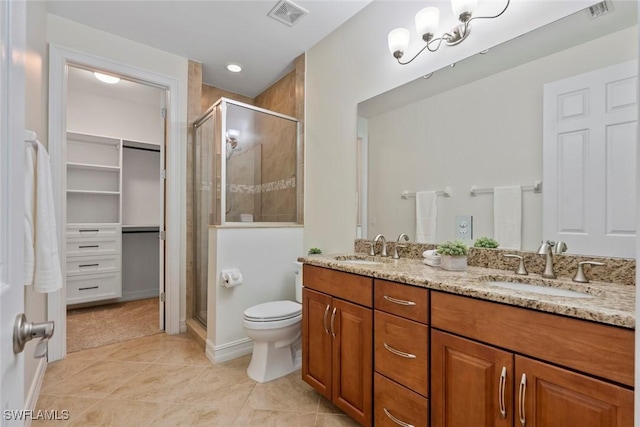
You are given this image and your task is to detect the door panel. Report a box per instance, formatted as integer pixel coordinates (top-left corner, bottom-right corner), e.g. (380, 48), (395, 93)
(516, 356), (633, 427)
(332, 298), (372, 426)
(301, 288), (332, 399)
(431, 330), (513, 427)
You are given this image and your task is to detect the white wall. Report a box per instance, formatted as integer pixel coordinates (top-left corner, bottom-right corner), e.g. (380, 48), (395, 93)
(304, 1), (594, 253)
(367, 26), (637, 251)
(47, 14), (189, 327)
(206, 226), (303, 362)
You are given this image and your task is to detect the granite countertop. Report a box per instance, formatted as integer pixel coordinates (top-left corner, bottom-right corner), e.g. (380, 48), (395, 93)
(298, 254), (635, 329)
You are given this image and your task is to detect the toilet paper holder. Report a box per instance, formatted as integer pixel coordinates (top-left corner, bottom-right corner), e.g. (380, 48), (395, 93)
(221, 269), (243, 287)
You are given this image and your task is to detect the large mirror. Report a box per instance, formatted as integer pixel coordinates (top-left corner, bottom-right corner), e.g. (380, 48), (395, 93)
(357, 1), (638, 258)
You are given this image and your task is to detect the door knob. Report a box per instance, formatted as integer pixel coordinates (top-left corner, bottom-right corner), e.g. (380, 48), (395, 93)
(13, 313), (55, 359)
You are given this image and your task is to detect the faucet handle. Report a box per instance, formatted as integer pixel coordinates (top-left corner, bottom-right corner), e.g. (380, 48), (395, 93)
(504, 254), (528, 275)
(392, 245), (407, 260)
(363, 242), (375, 256)
(573, 261), (605, 283)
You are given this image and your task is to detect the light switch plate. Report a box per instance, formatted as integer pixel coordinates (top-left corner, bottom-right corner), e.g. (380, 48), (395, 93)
(455, 215), (473, 240)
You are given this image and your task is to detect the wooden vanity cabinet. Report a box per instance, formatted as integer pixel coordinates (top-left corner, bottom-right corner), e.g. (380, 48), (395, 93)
(374, 280), (430, 427)
(431, 291), (634, 427)
(302, 265), (373, 426)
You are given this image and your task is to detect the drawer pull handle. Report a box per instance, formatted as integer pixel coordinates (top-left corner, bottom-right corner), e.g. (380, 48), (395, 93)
(79, 229), (99, 233)
(499, 366), (507, 419)
(79, 264), (99, 268)
(383, 408), (414, 427)
(330, 307), (337, 338)
(78, 245), (99, 249)
(518, 373), (527, 427)
(383, 342), (416, 359)
(383, 295), (416, 306)
(78, 286), (99, 291)
(323, 305), (330, 335)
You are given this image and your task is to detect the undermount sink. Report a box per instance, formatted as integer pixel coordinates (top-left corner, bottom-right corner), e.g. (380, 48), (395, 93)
(487, 281), (594, 298)
(337, 260), (383, 266)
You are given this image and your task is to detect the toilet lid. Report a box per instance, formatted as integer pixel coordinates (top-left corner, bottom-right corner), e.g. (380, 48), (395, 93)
(244, 300), (302, 322)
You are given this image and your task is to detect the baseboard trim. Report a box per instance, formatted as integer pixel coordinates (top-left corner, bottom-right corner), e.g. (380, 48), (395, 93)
(25, 357), (47, 424)
(206, 338), (253, 364)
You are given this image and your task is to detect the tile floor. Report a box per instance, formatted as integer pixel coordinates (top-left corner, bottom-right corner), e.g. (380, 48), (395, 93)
(35, 333), (359, 426)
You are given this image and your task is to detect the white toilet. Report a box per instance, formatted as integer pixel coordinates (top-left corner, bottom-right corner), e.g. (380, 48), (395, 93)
(243, 262), (303, 383)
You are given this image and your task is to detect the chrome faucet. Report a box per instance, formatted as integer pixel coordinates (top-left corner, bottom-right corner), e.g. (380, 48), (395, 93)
(537, 240), (556, 279)
(374, 234), (388, 257)
(554, 241), (568, 254)
(393, 233), (410, 259)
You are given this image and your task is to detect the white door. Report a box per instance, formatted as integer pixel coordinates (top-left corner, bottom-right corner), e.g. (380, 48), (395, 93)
(0, 0), (26, 423)
(543, 61), (638, 258)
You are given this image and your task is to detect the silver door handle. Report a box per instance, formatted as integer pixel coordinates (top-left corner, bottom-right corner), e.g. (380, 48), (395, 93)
(518, 373), (527, 426)
(13, 314), (55, 359)
(323, 304), (330, 335)
(330, 307), (337, 338)
(499, 366), (507, 419)
(383, 408), (415, 427)
(383, 295), (416, 306)
(383, 342), (417, 359)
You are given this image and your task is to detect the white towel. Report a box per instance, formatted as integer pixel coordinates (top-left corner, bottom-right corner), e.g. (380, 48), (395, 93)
(416, 191), (437, 243)
(24, 139), (63, 293)
(493, 186), (522, 250)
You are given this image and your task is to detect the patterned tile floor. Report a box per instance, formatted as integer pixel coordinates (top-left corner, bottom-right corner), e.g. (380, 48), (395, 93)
(34, 333), (358, 426)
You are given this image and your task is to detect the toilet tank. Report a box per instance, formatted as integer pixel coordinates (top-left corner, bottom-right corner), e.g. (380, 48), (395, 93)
(294, 261), (303, 303)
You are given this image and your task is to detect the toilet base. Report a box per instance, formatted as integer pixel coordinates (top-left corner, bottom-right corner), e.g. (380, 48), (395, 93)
(247, 335), (302, 383)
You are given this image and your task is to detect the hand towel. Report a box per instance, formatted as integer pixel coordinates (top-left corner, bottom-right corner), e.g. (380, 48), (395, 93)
(493, 185), (522, 250)
(24, 139), (63, 292)
(416, 191), (437, 243)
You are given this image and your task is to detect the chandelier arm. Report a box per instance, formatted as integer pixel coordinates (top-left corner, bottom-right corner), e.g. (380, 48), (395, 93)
(467, 0), (510, 24)
(397, 43), (431, 65)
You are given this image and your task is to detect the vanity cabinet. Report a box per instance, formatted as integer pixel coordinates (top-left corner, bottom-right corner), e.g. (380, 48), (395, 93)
(431, 291), (634, 427)
(374, 280), (429, 427)
(302, 266), (373, 426)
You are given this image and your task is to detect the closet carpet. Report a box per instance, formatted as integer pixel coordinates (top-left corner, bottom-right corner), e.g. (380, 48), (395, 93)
(67, 298), (160, 353)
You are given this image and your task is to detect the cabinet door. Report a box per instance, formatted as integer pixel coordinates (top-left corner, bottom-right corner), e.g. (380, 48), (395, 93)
(431, 330), (513, 427)
(332, 298), (373, 427)
(302, 288), (333, 400)
(516, 356), (633, 427)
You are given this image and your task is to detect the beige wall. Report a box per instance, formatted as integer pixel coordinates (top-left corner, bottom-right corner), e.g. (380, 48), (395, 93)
(24, 0), (49, 399)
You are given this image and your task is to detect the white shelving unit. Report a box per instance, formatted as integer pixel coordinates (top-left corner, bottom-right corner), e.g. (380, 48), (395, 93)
(66, 131), (123, 304)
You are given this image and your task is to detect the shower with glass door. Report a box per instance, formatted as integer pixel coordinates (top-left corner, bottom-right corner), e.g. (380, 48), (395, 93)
(192, 98), (300, 326)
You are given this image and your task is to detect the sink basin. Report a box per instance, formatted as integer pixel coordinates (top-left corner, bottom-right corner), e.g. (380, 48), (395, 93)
(487, 281), (593, 298)
(337, 260), (383, 266)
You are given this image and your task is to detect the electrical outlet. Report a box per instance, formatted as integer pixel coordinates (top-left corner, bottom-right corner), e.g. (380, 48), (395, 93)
(455, 215), (473, 240)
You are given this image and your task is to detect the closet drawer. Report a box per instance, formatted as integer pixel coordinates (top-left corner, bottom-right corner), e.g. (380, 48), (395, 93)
(66, 237), (120, 257)
(66, 255), (121, 277)
(67, 224), (120, 239)
(374, 373), (429, 427)
(375, 310), (429, 396)
(67, 273), (121, 304)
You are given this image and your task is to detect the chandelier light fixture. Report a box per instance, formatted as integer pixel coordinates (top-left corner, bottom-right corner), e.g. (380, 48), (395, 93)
(388, 0), (510, 65)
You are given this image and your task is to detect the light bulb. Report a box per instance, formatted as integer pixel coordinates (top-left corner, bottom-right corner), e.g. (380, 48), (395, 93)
(226, 64), (242, 73)
(415, 7), (440, 42)
(451, 0), (477, 21)
(388, 28), (410, 59)
(93, 72), (120, 84)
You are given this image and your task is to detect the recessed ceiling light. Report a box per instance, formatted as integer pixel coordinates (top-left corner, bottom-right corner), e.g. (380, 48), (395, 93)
(226, 64), (242, 73)
(93, 72), (120, 84)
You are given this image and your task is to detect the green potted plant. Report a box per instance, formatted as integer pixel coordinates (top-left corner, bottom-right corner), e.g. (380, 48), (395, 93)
(437, 240), (469, 271)
(308, 247), (322, 255)
(474, 237), (499, 249)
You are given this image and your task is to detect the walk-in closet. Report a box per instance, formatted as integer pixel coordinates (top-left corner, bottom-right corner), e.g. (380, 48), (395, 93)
(64, 66), (165, 352)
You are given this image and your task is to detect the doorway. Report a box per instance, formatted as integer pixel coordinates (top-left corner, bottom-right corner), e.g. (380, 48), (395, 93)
(63, 65), (166, 352)
(48, 45), (182, 361)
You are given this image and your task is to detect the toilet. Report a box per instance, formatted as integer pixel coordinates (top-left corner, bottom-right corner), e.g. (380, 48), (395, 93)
(243, 262), (303, 383)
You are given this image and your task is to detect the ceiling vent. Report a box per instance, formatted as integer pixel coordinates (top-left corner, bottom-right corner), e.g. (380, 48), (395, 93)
(268, 0), (308, 27)
(587, 1), (612, 19)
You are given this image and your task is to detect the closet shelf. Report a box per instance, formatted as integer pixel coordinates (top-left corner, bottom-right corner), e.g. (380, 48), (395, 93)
(67, 190), (120, 195)
(67, 162), (120, 172)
